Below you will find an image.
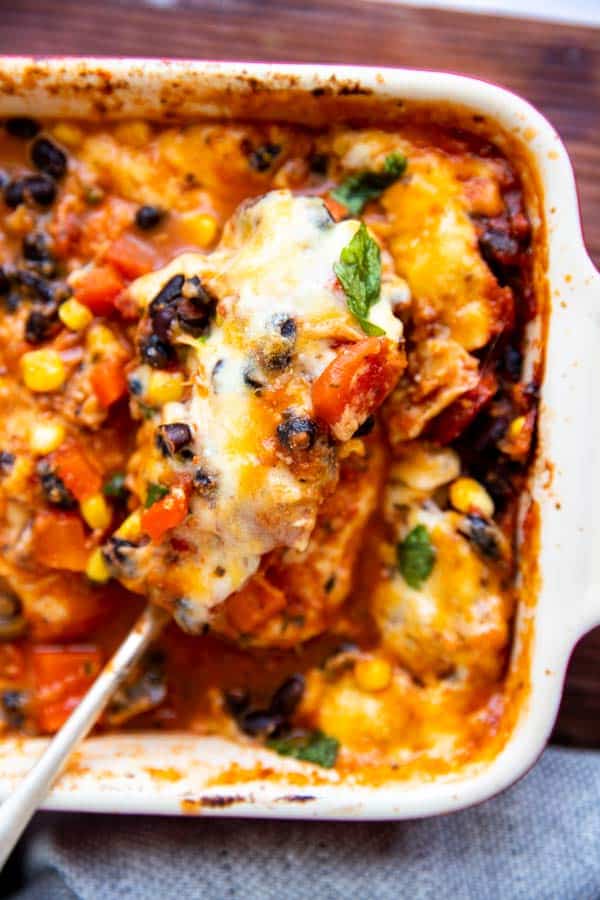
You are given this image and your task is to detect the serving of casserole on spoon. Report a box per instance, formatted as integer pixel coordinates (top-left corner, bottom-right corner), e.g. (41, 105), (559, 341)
(102, 190), (405, 631)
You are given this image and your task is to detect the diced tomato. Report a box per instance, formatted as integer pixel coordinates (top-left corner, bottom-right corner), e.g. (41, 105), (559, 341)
(312, 337), (405, 441)
(31, 511), (90, 572)
(323, 194), (348, 222)
(225, 574), (286, 634)
(91, 357), (128, 408)
(32, 645), (102, 733)
(0, 643), (25, 680)
(428, 370), (498, 445)
(74, 265), (125, 316)
(141, 483), (190, 542)
(52, 441), (102, 502)
(105, 234), (157, 279)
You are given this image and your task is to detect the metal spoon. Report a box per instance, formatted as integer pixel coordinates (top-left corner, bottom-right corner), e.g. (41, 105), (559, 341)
(0, 603), (169, 868)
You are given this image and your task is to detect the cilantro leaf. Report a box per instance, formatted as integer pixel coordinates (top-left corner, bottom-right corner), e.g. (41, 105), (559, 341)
(397, 524), (436, 589)
(267, 730), (339, 768)
(334, 222), (384, 336)
(145, 482), (169, 508)
(383, 152), (407, 178)
(103, 472), (127, 499)
(331, 151), (407, 215)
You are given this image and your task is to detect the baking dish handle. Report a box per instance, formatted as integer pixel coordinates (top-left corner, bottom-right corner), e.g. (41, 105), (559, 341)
(575, 254), (600, 638)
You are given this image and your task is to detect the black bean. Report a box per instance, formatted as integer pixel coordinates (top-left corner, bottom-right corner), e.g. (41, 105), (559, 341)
(1, 690), (27, 729)
(309, 153), (329, 175)
(22, 232), (52, 263)
(22, 233), (56, 276)
(478, 226), (520, 283)
(353, 415), (375, 437)
(102, 537), (138, 567)
(149, 274), (184, 314)
(3, 293), (19, 313)
(156, 422), (193, 457)
(5, 117), (40, 139)
(462, 514), (501, 560)
(0, 267), (9, 295)
(275, 315), (296, 340)
(4, 180), (25, 209)
(25, 308), (58, 344)
(471, 416), (509, 455)
(31, 137), (67, 179)
(248, 143), (281, 172)
(37, 461), (76, 509)
(5, 175), (56, 209)
(239, 709), (284, 737)
(243, 364), (265, 392)
(140, 334), (174, 369)
(224, 688), (250, 718)
(175, 278), (217, 336)
(176, 297), (212, 335)
(25, 174), (57, 207)
(270, 675), (305, 717)
(0, 452), (15, 475)
(504, 346), (522, 382)
(14, 270), (54, 303)
(151, 305), (177, 342)
(128, 375), (143, 396)
(135, 205), (165, 230)
(277, 415), (317, 452)
(193, 468), (217, 497)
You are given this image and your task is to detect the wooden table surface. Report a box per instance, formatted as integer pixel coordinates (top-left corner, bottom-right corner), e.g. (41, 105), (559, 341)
(1, 0), (599, 746)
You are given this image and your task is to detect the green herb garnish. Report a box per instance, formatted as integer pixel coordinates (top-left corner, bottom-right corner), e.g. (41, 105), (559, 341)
(267, 730), (339, 769)
(103, 472), (127, 499)
(334, 222), (384, 336)
(145, 482), (169, 508)
(397, 524), (436, 589)
(331, 151), (407, 215)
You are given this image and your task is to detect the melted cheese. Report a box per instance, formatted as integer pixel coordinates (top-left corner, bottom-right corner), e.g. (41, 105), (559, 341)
(122, 192), (403, 630)
(383, 154), (496, 351)
(374, 499), (509, 683)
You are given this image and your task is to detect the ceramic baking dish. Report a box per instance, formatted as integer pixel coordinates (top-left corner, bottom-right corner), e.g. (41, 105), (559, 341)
(0, 58), (598, 820)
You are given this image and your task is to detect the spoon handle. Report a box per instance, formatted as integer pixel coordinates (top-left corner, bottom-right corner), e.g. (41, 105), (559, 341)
(0, 603), (168, 868)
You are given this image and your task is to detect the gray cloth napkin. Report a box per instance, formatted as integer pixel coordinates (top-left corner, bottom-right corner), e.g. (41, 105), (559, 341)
(11, 746), (600, 900)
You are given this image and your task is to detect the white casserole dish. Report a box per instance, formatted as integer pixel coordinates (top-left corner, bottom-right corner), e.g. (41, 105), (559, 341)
(0, 58), (598, 820)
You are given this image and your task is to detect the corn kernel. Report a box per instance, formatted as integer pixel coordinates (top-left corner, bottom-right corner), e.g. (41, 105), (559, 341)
(80, 493), (112, 530)
(450, 476), (495, 519)
(52, 122), (83, 149)
(21, 349), (66, 393)
(145, 371), (185, 406)
(59, 298), (93, 331)
(508, 416), (526, 440)
(86, 324), (119, 357)
(29, 421), (66, 455)
(86, 547), (111, 583)
(114, 509), (142, 540)
(354, 657), (393, 693)
(180, 212), (218, 248)
(114, 120), (151, 147)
